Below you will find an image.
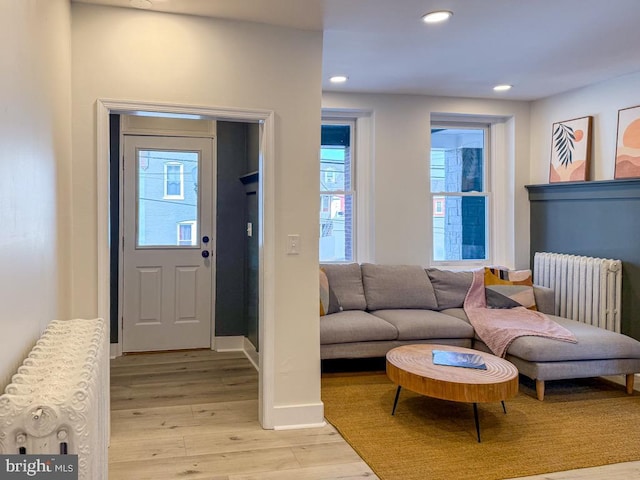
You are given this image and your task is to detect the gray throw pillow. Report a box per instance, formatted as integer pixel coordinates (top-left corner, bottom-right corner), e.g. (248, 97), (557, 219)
(426, 268), (473, 310)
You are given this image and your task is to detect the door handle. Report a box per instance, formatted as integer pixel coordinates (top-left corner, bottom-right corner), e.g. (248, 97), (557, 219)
(201, 250), (210, 258)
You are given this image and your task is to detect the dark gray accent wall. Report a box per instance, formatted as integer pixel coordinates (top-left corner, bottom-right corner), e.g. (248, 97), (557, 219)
(216, 122), (259, 337)
(246, 123), (260, 173)
(109, 114), (120, 344)
(527, 179), (640, 340)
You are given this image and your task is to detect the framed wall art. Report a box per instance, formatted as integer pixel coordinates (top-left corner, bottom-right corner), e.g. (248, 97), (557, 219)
(549, 116), (592, 183)
(614, 105), (640, 179)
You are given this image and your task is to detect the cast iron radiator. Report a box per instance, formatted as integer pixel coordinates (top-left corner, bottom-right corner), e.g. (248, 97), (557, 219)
(533, 252), (622, 332)
(0, 318), (109, 479)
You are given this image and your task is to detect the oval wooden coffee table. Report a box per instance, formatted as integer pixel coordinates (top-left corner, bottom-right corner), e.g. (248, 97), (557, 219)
(386, 344), (519, 442)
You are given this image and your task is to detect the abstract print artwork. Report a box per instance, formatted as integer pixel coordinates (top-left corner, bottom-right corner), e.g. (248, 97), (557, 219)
(549, 116), (592, 183)
(614, 105), (640, 179)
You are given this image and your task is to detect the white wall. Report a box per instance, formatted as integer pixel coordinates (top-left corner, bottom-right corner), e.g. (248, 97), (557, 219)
(0, 0), (72, 391)
(322, 92), (532, 269)
(71, 4), (323, 426)
(530, 71), (640, 183)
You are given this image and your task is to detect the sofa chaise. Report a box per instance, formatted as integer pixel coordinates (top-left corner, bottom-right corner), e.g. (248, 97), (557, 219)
(320, 263), (640, 400)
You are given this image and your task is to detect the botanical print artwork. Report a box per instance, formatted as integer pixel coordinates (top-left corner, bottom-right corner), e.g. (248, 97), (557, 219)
(549, 116), (592, 183)
(615, 105), (640, 179)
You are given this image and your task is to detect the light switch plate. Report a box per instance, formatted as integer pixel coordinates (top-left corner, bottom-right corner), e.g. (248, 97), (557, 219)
(287, 234), (300, 255)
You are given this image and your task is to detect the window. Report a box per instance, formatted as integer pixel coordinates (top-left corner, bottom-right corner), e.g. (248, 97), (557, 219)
(324, 170), (336, 184)
(320, 120), (355, 262)
(430, 124), (489, 263)
(321, 195), (330, 213)
(164, 162), (184, 199)
(177, 220), (197, 246)
(433, 197), (445, 217)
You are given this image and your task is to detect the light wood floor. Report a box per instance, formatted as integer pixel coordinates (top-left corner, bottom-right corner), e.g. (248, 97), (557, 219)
(109, 350), (375, 479)
(109, 350), (640, 479)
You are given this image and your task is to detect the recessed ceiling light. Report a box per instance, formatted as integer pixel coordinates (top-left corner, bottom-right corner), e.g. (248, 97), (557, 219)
(493, 84), (512, 92)
(422, 10), (453, 24)
(130, 0), (152, 9)
(330, 75), (348, 84)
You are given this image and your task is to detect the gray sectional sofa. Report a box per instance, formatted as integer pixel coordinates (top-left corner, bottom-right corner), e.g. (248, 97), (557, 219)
(320, 263), (640, 400)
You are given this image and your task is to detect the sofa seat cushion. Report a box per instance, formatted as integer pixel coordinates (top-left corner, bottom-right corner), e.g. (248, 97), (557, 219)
(320, 263), (367, 311)
(505, 315), (640, 362)
(439, 308), (469, 322)
(371, 309), (474, 341)
(320, 310), (398, 345)
(443, 307), (640, 362)
(361, 264), (438, 310)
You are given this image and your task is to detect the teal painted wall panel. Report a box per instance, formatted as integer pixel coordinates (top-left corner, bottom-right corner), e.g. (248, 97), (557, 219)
(527, 180), (640, 339)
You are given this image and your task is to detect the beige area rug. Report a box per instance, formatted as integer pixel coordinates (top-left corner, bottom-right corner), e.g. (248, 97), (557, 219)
(321, 372), (640, 480)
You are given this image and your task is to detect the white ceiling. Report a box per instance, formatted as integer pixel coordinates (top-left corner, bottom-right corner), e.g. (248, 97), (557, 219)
(72, 0), (640, 101)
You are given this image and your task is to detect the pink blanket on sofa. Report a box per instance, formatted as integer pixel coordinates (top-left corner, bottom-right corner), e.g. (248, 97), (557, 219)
(463, 269), (577, 358)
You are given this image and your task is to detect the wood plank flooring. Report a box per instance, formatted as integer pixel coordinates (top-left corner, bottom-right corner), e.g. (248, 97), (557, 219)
(109, 350), (375, 479)
(109, 350), (640, 479)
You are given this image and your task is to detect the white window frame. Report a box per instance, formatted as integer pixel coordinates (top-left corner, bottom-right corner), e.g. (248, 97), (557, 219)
(176, 220), (197, 246)
(320, 118), (356, 263)
(429, 121), (491, 267)
(164, 162), (184, 199)
(320, 110), (373, 264)
(433, 196), (445, 216)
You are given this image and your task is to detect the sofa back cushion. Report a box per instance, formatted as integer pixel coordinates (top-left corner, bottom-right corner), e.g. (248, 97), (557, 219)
(320, 263), (367, 311)
(361, 264), (438, 310)
(426, 268), (473, 310)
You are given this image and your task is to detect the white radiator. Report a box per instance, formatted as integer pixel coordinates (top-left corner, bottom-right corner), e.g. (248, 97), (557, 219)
(533, 252), (622, 332)
(0, 318), (109, 480)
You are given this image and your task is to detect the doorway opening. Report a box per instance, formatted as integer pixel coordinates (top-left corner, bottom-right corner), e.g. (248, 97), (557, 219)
(97, 99), (276, 428)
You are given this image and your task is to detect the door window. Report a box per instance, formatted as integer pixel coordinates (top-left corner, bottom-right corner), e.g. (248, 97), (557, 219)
(137, 149), (199, 247)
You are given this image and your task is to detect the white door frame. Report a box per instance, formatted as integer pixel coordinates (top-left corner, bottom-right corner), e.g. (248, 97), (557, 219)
(96, 99), (276, 428)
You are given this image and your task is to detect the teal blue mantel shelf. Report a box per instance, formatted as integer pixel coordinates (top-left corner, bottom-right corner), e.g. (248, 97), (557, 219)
(526, 178), (640, 201)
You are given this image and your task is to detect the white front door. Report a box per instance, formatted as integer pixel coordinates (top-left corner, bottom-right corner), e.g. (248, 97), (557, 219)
(122, 135), (214, 352)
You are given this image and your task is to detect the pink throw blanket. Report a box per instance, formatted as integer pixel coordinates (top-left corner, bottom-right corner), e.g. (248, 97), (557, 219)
(464, 269), (577, 358)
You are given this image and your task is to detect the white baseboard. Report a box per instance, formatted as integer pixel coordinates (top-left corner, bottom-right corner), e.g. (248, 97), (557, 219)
(243, 337), (259, 371)
(111, 336), (255, 359)
(110, 342), (121, 359)
(213, 335), (245, 352)
(214, 336), (259, 372)
(271, 402), (326, 430)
